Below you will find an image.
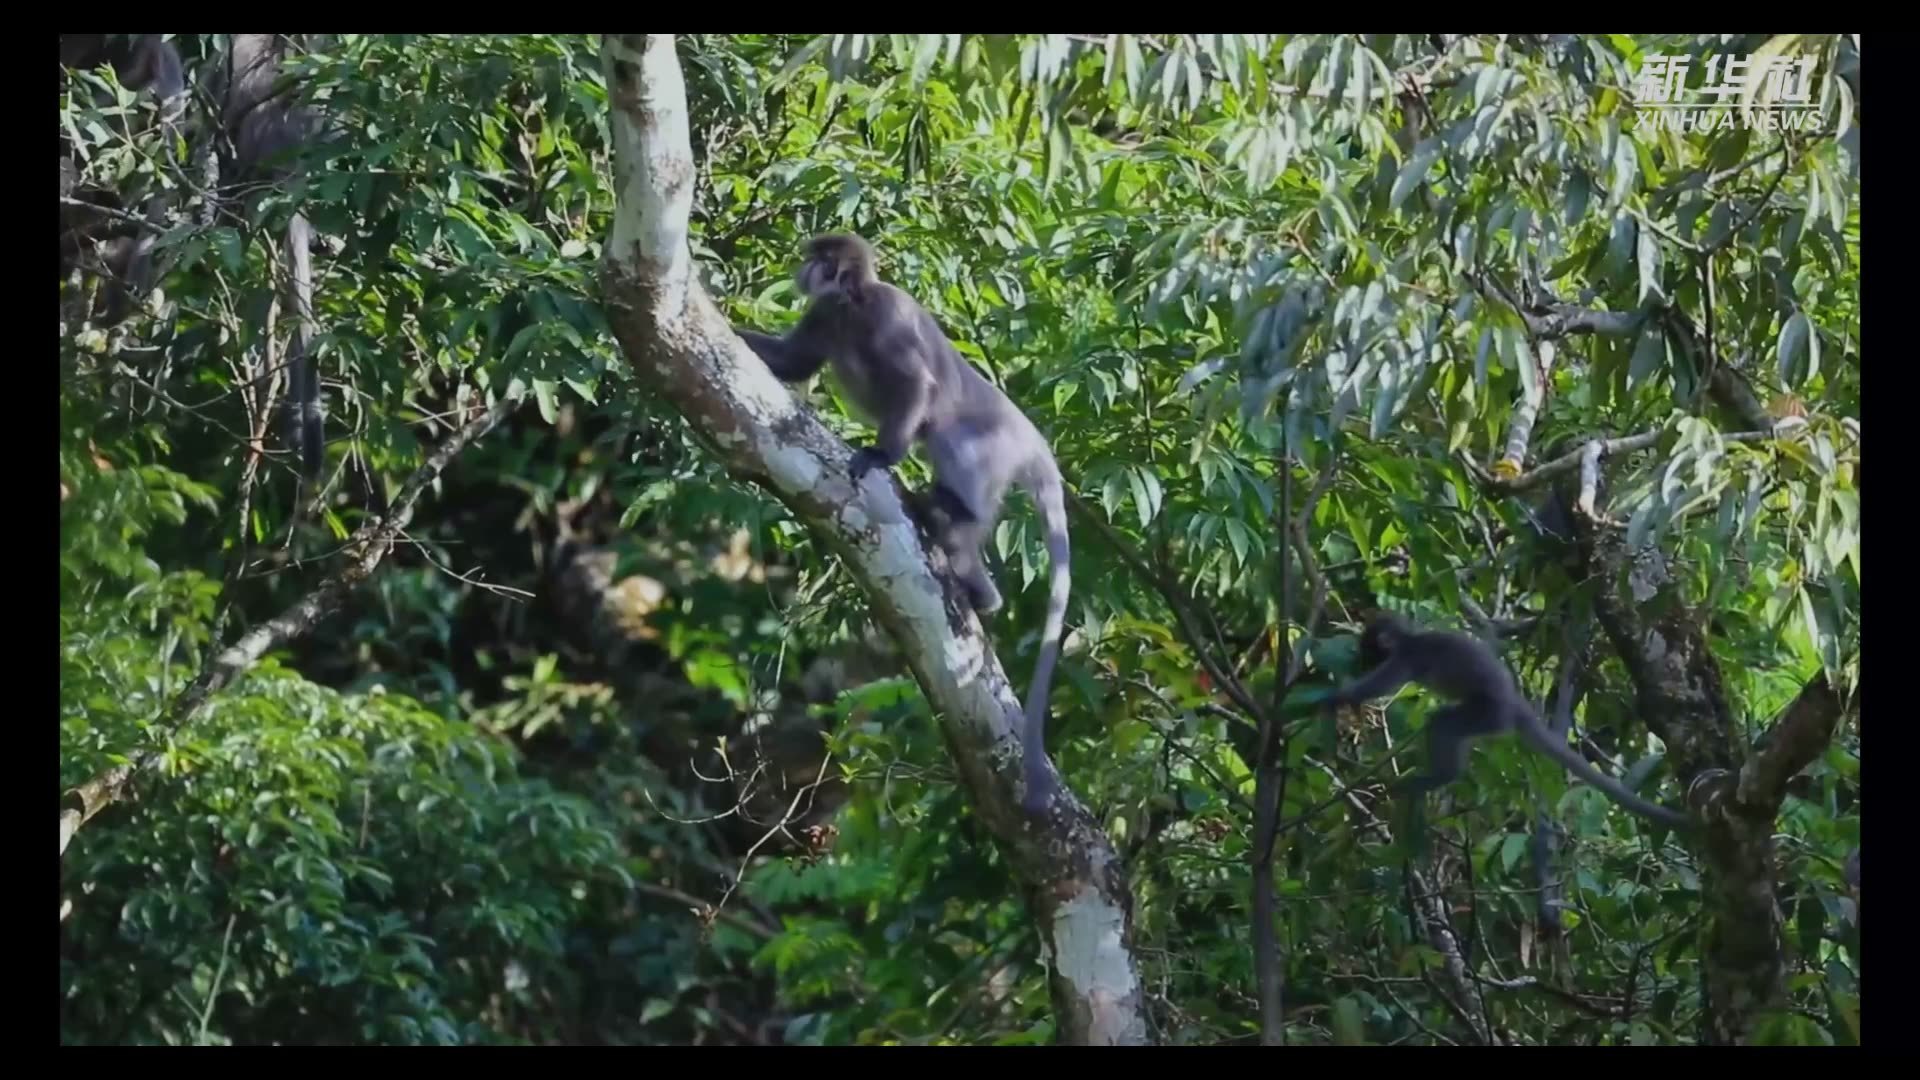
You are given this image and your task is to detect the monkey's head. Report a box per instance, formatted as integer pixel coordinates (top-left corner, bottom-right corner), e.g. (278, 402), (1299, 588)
(1358, 612), (1413, 665)
(797, 233), (879, 301)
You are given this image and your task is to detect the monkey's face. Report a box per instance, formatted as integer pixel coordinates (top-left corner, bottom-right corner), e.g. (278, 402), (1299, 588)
(796, 253), (839, 299)
(1359, 615), (1406, 665)
(797, 234), (875, 300)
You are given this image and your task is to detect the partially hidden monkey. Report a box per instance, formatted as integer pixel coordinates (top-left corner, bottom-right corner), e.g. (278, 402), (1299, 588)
(1326, 613), (1691, 829)
(59, 35), (187, 326)
(733, 234), (1071, 815)
(221, 34), (326, 478)
(60, 36), (325, 478)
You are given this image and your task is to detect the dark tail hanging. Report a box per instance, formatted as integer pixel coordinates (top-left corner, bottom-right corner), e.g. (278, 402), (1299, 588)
(1519, 721), (1691, 830)
(283, 211), (323, 478)
(1020, 473), (1071, 813)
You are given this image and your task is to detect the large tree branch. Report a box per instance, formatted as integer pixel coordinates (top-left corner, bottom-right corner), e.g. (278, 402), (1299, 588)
(595, 35), (1147, 1046)
(1569, 509), (1797, 1045)
(60, 395), (517, 857)
(1471, 275), (1779, 434)
(1738, 671), (1849, 815)
(1473, 428), (1778, 496)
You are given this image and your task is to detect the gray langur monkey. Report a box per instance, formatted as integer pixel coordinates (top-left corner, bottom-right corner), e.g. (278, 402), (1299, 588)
(733, 234), (1071, 815)
(222, 34), (325, 478)
(1326, 613), (1691, 829)
(59, 35), (187, 326)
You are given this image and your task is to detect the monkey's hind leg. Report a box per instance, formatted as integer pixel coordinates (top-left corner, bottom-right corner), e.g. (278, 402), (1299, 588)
(941, 516), (1004, 614)
(922, 430), (1006, 615)
(1397, 701), (1505, 796)
(930, 482), (979, 524)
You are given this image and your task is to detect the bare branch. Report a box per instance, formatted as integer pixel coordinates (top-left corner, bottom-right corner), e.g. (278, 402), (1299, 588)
(1066, 489), (1268, 727)
(1495, 340), (1558, 476)
(1477, 427), (1776, 495)
(60, 395), (518, 857)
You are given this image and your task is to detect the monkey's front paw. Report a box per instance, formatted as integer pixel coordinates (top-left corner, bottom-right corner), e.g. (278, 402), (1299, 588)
(963, 578), (1004, 615)
(930, 484), (979, 524)
(848, 446), (889, 480)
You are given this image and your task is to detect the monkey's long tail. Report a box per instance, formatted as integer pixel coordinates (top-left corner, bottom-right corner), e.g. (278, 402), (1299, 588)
(1522, 724), (1691, 830)
(284, 211), (323, 479)
(1020, 474), (1071, 813)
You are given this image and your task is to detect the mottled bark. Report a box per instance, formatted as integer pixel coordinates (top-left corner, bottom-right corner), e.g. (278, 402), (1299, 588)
(1573, 517), (1847, 1044)
(596, 35), (1148, 1045)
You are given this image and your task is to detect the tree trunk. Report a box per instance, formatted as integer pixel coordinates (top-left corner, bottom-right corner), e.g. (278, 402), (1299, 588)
(594, 34), (1151, 1046)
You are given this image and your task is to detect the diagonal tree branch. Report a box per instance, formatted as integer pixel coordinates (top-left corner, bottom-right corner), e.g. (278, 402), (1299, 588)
(595, 34), (1147, 1046)
(1737, 671), (1849, 814)
(1472, 274), (1780, 436)
(61, 395), (519, 857)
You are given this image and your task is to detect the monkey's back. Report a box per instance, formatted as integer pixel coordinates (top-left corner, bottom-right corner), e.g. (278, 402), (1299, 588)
(876, 283), (1042, 431)
(1412, 629), (1519, 703)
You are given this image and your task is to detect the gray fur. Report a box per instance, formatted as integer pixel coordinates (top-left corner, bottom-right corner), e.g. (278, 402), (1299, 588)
(735, 234), (1070, 815)
(223, 35), (326, 478)
(1328, 613), (1692, 829)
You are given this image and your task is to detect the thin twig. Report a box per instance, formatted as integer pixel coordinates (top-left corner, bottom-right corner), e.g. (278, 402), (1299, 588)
(1283, 448), (1341, 683)
(1064, 487), (1269, 727)
(395, 529), (536, 601)
(60, 395), (520, 858)
(634, 880), (777, 941)
(711, 751), (834, 917)
(1702, 148), (1794, 259)
(196, 914), (239, 1043)
(1125, 679), (1253, 813)
(59, 194), (150, 226)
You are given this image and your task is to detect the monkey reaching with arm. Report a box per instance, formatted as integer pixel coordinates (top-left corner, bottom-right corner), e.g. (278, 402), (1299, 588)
(1326, 613), (1691, 829)
(733, 234), (1070, 816)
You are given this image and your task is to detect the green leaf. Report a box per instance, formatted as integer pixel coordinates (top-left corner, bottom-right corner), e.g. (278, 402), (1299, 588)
(1628, 325), (1665, 391)
(1332, 996), (1367, 1046)
(1499, 832), (1528, 873)
(1101, 470), (1126, 521)
(1603, 215), (1636, 278)
(1370, 365), (1399, 438)
(1122, 35), (1146, 107)
(1515, 338), (1538, 404)
(1776, 310), (1811, 387)
(532, 378), (559, 424)
(1127, 466), (1156, 529)
(1564, 168), (1591, 226)
(910, 34), (943, 86)
(1636, 222), (1662, 301)
(1391, 146), (1439, 211)
(1223, 517), (1252, 568)
(1703, 202), (1733, 250)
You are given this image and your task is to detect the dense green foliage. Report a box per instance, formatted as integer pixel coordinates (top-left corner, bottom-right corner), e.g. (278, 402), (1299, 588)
(61, 34), (1858, 1045)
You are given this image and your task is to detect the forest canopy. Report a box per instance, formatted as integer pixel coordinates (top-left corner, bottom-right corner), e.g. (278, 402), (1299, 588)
(59, 33), (1859, 1046)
